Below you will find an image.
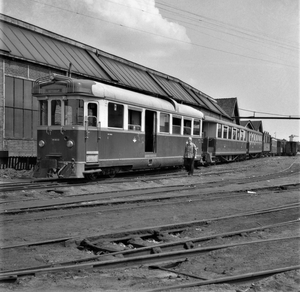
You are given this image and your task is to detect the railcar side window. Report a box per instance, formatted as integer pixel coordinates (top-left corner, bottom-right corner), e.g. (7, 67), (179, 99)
(108, 102), (124, 128)
(217, 124), (222, 138)
(51, 100), (61, 125)
(233, 128), (237, 140)
(193, 120), (201, 136)
(183, 119), (192, 135)
(65, 99), (84, 126)
(160, 113), (170, 133)
(237, 129), (240, 140)
(228, 127), (232, 139)
(223, 126), (228, 139)
(128, 109), (141, 131)
(172, 117), (181, 134)
(39, 100), (48, 125)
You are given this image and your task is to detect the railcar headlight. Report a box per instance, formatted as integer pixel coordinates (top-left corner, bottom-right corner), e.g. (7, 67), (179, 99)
(66, 140), (74, 148)
(38, 140), (45, 147)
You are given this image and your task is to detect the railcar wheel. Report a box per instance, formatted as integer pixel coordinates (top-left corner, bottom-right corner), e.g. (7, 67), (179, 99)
(47, 168), (55, 178)
(108, 169), (116, 178)
(84, 173), (98, 180)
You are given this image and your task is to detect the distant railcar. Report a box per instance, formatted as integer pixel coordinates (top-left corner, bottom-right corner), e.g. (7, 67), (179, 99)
(201, 117), (263, 164)
(284, 141), (298, 156)
(262, 132), (271, 156)
(270, 137), (278, 156)
(32, 74), (204, 179)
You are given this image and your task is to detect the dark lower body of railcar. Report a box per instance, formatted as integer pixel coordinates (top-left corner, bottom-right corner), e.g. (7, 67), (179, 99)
(202, 138), (250, 164)
(283, 141), (298, 156)
(262, 143), (271, 157)
(33, 129), (203, 179)
(248, 142), (263, 159)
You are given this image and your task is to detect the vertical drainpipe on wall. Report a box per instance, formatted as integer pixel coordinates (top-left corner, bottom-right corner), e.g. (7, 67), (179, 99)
(2, 58), (6, 153)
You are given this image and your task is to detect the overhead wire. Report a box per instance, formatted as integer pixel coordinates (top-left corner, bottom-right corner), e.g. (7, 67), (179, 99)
(156, 1), (299, 51)
(24, 0), (298, 68)
(239, 108), (300, 117)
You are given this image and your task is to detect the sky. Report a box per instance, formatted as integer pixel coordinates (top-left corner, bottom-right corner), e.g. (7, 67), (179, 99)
(1, 0), (299, 140)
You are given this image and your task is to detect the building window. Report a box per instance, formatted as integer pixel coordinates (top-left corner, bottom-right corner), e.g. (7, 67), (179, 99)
(5, 76), (37, 139)
(183, 119), (192, 135)
(160, 113), (169, 133)
(172, 117), (181, 134)
(108, 102), (123, 128)
(128, 109), (141, 131)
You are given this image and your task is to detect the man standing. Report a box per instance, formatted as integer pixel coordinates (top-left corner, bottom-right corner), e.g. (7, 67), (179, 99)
(184, 137), (197, 175)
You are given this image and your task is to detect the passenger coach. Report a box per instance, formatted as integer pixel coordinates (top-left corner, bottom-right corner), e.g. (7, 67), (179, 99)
(202, 117), (263, 163)
(32, 74), (204, 179)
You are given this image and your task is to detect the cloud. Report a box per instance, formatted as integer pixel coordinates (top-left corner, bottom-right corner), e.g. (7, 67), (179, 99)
(82, 0), (191, 45)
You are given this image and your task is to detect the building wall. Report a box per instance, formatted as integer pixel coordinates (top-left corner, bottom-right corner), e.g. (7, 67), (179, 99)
(0, 56), (65, 156)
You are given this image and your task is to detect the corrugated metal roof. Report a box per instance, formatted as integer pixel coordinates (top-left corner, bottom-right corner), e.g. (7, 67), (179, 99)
(152, 75), (198, 105)
(1, 21), (111, 79)
(97, 55), (167, 96)
(0, 14), (232, 120)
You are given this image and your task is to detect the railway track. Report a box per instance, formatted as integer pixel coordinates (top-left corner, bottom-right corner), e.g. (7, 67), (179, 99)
(0, 218), (299, 283)
(1, 157), (298, 193)
(1, 157), (299, 291)
(1, 162), (299, 214)
(1, 182), (299, 226)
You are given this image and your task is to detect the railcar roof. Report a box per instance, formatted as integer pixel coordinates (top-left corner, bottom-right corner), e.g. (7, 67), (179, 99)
(204, 115), (262, 133)
(94, 80), (203, 118)
(0, 14), (228, 120)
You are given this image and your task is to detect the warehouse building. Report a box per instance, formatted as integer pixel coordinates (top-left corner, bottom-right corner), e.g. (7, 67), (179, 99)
(0, 13), (231, 159)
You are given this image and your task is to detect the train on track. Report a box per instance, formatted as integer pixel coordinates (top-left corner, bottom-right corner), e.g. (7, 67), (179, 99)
(32, 74), (297, 179)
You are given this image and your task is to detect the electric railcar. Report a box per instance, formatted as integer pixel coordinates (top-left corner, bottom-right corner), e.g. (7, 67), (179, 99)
(32, 74), (204, 179)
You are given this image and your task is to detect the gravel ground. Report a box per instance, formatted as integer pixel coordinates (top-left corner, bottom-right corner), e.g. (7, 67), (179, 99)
(0, 155), (299, 292)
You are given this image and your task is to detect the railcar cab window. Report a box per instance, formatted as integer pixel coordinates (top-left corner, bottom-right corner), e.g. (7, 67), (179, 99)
(160, 113), (170, 133)
(128, 109), (141, 131)
(108, 102), (124, 128)
(51, 100), (62, 125)
(172, 117), (181, 135)
(183, 119), (192, 135)
(65, 99), (84, 126)
(87, 103), (98, 127)
(193, 120), (201, 136)
(39, 100), (48, 125)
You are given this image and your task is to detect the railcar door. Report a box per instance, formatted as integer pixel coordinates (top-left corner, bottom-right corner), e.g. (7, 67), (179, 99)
(145, 110), (156, 153)
(85, 102), (100, 163)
